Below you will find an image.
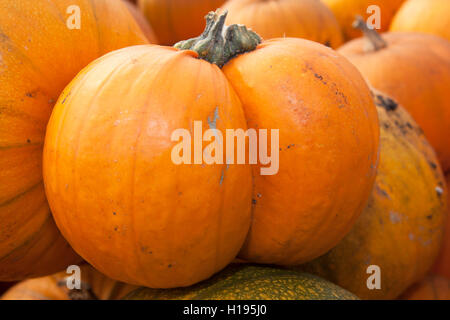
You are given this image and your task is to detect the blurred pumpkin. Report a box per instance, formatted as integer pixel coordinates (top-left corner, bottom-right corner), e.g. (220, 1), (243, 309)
(1, 264), (137, 300)
(221, 0), (343, 48)
(138, 0), (226, 45)
(322, 0), (406, 41)
(123, 0), (159, 43)
(43, 11), (379, 288)
(390, 0), (450, 41)
(0, 0), (149, 281)
(399, 275), (450, 300)
(338, 22), (450, 172)
(299, 91), (448, 300)
(125, 264), (359, 300)
(432, 174), (450, 278)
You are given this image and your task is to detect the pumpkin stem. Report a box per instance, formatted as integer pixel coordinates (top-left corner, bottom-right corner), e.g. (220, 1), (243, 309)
(174, 10), (262, 68)
(353, 15), (387, 52)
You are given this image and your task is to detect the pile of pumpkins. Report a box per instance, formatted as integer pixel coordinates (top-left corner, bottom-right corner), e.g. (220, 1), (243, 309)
(0, 0), (449, 300)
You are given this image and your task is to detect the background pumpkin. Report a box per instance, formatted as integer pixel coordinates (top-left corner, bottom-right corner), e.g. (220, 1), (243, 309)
(0, 0), (149, 281)
(432, 174), (450, 278)
(338, 29), (450, 173)
(125, 264), (359, 300)
(390, 0), (450, 41)
(322, 0), (406, 41)
(138, 0), (226, 45)
(399, 275), (450, 300)
(299, 91), (448, 300)
(221, 0), (343, 48)
(123, 0), (159, 43)
(1, 264), (137, 300)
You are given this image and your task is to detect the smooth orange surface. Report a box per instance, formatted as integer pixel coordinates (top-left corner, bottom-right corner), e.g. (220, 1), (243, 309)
(400, 275), (450, 300)
(44, 45), (253, 289)
(1, 264), (136, 300)
(124, 0), (159, 43)
(322, 0), (406, 41)
(339, 32), (450, 173)
(138, 0), (226, 45)
(390, 0), (450, 41)
(302, 91), (448, 299)
(433, 174), (450, 278)
(222, 0), (343, 48)
(223, 38), (380, 265)
(0, 0), (149, 281)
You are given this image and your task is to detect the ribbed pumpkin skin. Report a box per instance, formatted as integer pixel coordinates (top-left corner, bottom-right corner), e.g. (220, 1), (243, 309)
(0, 0), (149, 281)
(125, 264), (359, 300)
(43, 45), (252, 289)
(222, 38), (379, 265)
(338, 33), (450, 173)
(322, 0), (406, 41)
(300, 92), (447, 300)
(222, 0), (343, 48)
(400, 275), (450, 300)
(138, 0), (225, 45)
(123, 0), (159, 43)
(1, 264), (137, 300)
(432, 174), (450, 278)
(390, 0), (450, 41)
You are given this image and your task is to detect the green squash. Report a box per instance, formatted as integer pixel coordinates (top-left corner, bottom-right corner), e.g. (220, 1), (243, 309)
(125, 264), (359, 300)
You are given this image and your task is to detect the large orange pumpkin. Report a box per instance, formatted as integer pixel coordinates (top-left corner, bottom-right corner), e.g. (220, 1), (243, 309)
(300, 91), (448, 300)
(433, 174), (450, 278)
(138, 0), (226, 45)
(390, 0), (450, 41)
(338, 26), (450, 173)
(43, 11), (379, 288)
(1, 264), (137, 300)
(399, 275), (450, 300)
(221, 0), (343, 48)
(0, 0), (149, 281)
(322, 0), (406, 41)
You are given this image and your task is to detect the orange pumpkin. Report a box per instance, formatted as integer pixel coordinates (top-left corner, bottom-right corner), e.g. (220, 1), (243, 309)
(338, 25), (450, 173)
(43, 11), (379, 288)
(1, 264), (137, 300)
(433, 174), (450, 278)
(390, 0), (450, 41)
(300, 91), (448, 300)
(123, 0), (159, 43)
(221, 0), (343, 48)
(322, 0), (406, 41)
(400, 275), (450, 300)
(0, 0), (149, 281)
(138, 0), (226, 45)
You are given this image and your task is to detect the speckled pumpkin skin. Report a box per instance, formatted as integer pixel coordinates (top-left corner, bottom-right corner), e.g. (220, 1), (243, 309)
(0, 0), (149, 281)
(1, 264), (137, 300)
(299, 91), (447, 300)
(399, 275), (450, 300)
(124, 264), (359, 300)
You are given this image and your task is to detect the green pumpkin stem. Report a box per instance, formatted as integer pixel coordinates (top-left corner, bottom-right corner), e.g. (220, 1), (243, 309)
(353, 15), (387, 52)
(174, 10), (262, 68)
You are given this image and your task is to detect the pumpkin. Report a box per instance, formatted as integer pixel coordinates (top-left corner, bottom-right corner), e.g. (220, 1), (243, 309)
(125, 264), (359, 300)
(0, 0), (150, 281)
(390, 0), (450, 42)
(1, 264), (137, 300)
(299, 91), (448, 300)
(43, 11), (379, 288)
(138, 0), (226, 45)
(221, 0), (343, 48)
(399, 275), (450, 300)
(124, 0), (159, 43)
(432, 174), (450, 278)
(322, 0), (406, 41)
(338, 23), (450, 173)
